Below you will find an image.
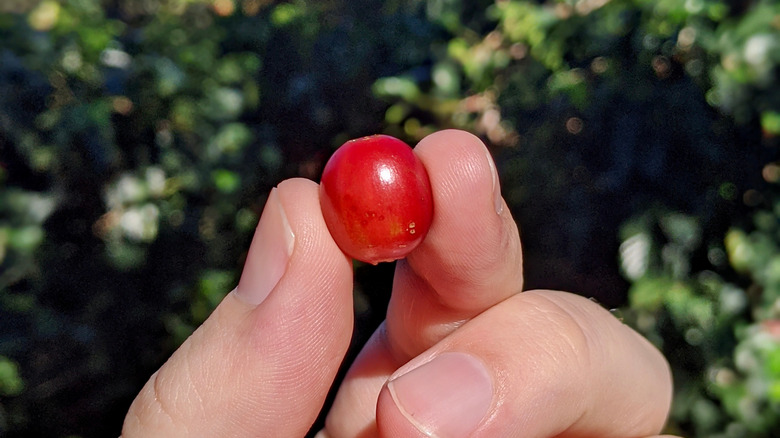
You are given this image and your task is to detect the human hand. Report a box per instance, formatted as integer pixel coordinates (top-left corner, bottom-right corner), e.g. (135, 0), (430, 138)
(122, 130), (674, 437)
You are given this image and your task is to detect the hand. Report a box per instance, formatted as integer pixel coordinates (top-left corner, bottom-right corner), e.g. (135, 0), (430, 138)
(122, 130), (674, 437)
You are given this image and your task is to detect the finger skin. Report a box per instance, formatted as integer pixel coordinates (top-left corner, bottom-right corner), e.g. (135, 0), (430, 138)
(376, 290), (673, 438)
(122, 178), (354, 437)
(403, 129), (522, 314)
(326, 129), (523, 436)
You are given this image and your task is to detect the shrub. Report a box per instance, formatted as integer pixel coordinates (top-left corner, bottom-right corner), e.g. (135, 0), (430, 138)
(0, 0), (777, 436)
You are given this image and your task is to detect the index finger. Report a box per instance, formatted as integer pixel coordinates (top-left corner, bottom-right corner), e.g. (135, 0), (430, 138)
(387, 129), (524, 359)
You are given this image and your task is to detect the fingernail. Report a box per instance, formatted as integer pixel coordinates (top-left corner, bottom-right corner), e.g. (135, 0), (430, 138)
(486, 149), (503, 215)
(387, 352), (493, 438)
(234, 188), (294, 306)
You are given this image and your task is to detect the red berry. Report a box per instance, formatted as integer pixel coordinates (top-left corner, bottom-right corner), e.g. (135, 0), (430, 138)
(319, 135), (434, 264)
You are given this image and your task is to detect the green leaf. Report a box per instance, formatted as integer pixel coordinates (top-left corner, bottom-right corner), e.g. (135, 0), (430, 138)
(0, 356), (24, 396)
(211, 169), (240, 194)
(629, 276), (672, 311)
(761, 111), (780, 135)
(373, 76), (421, 101)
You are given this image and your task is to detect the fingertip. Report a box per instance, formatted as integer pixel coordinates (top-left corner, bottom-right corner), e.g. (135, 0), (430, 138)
(414, 129), (496, 216)
(415, 129), (486, 155)
(235, 187), (295, 306)
(249, 176), (354, 348)
(273, 177), (353, 299)
(236, 176), (353, 309)
(406, 129), (523, 310)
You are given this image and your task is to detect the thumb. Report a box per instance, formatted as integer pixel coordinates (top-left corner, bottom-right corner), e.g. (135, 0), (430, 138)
(122, 178), (354, 437)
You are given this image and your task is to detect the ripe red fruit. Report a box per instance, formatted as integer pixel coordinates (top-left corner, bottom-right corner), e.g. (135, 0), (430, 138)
(319, 135), (434, 264)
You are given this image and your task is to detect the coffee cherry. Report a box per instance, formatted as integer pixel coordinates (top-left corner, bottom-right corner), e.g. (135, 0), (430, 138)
(319, 135), (434, 264)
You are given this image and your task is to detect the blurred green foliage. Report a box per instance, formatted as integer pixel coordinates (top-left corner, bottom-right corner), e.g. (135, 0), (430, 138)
(377, 1), (779, 434)
(0, 0), (778, 436)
